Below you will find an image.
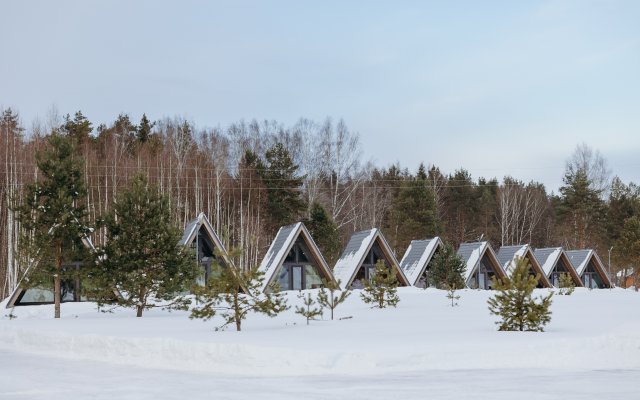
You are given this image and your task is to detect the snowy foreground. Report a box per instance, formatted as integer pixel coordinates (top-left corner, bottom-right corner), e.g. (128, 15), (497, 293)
(1, 288), (639, 399)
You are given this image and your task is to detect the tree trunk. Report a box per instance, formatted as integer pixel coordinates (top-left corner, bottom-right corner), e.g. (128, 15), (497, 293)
(54, 245), (62, 319)
(136, 305), (144, 317)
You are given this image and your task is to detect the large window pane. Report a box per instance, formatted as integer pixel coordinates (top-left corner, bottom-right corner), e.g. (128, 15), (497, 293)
(277, 265), (290, 290)
(304, 265), (322, 289)
(292, 266), (303, 290)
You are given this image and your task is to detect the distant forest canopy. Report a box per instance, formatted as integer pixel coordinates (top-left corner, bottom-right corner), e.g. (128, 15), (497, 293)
(1, 107), (639, 298)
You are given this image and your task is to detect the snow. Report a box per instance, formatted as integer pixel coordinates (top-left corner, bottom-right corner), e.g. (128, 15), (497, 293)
(503, 245), (528, 276)
(463, 244), (483, 282)
(540, 247), (563, 276)
(1, 288), (640, 399)
(401, 238), (441, 285)
(333, 229), (376, 289)
(257, 223), (301, 291)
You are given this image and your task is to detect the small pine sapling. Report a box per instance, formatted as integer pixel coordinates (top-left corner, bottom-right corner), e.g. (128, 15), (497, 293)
(446, 284), (460, 307)
(317, 279), (351, 320)
(360, 260), (400, 308)
(429, 243), (466, 290)
(557, 273), (575, 295)
(190, 251), (289, 331)
(295, 291), (323, 325)
(487, 256), (553, 331)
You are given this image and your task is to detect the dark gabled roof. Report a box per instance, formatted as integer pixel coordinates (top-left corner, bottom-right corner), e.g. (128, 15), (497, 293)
(399, 237), (443, 286)
(566, 249), (612, 287)
(496, 244), (551, 287)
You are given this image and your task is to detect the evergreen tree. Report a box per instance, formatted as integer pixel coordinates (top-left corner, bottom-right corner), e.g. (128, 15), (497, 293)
(94, 174), (198, 317)
(61, 111), (93, 143)
(488, 257), (553, 331)
(137, 113), (155, 143)
(615, 216), (640, 288)
(557, 168), (606, 248)
(388, 163), (439, 253)
(557, 273), (575, 295)
(295, 291), (323, 325)
(304, 203), (341, 264)
(429, 243), (466, 289)
(17, 132), (91, 318)
(317, 279), (351, 320)
(360, 260), (400, 308)
(443, 169), (480, 246)
(446, 284), (460, 307)
(260, 142), (307, 230)
(190, 253), (289, 331)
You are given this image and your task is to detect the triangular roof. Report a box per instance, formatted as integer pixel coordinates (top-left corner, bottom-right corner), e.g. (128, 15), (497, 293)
(333, 228), (409, 289)
(180, 212), (232, 266)
(257, 222), (336, 292)
(496, 244), (552, 287)
(533, 247), (583, 287)
(5, 236), (97, 308)
(399, 237), (444, 286)
(456, 241), (506, 286)
(566, 249), (612, 287)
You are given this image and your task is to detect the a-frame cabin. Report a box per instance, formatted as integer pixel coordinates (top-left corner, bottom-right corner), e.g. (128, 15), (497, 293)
(566, 249), (612, 288)
(534, 247), (583, 287)
(333, 228), (409, 290)
(457, 242), (506, 289)
(496, 245), (552, 288)
(257, 222), (336, 292)
(5, 236), (96, 308)
(399, 237), (444, 287)
(180, 212), (233, 286)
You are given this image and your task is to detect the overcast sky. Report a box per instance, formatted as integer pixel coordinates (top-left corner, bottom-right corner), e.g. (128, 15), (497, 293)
(1, 1), (639, 192)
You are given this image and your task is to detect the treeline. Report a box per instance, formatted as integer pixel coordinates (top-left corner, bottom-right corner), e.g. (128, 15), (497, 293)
(1, 108), (639, 298)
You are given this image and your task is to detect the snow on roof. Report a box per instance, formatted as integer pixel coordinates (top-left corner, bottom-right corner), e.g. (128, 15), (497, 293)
(534, 247), (563, 276)
(257, 223), (301, 291)
(400, 237), (442, 286)
(497, 245), (529, 276)
(180, 212), (226, 249)
(566, 250), (592, 275)
(457, 242), (488, 282)
(333, 229), (377, 289)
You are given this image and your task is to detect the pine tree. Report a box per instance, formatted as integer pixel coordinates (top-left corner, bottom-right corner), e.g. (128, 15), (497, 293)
(317, 279), (351, 320)
(557, 273), (575, 295)
(190, 254), (289, 331)
(429, 243), (466, 289)
(446, 284), (460, 307)
(94, 174), (198, 317)
(487, 257), (553, 331)
(360, 260), (400, 308)
(388, 163), (439, 252)
(295, 291), (323, 325)
(61, 111), (93, 144)
(304, 203), (341, 264)
(17, 132), (92, 318)
(260, 142), (306, 230)
(615, 216), (640, 288)
(137, 113), (155, 143)
(557, 168), (606, 248)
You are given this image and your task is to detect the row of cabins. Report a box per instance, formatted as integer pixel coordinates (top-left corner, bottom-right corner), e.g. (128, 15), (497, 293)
(5, 213), (612, 307)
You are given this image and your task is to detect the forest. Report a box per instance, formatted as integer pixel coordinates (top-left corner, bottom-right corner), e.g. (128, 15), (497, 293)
(1, 107), (639, 299)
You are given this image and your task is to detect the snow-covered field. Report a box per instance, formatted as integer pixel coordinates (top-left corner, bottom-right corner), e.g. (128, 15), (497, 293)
(1, 287), (639, 399)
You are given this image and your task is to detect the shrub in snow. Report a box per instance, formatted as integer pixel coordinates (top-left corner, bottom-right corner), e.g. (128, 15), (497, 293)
(317, 279), (351, 320)
(488, 256), (553, 332)
(446, 284), (460, 307)
(360, 260), (400, 308)
(557, 273), (575, 295)
(92, 174), (198, 317)
(429, 243), (466, 290)
(295, 291), (322, 325)
(190, 253), (289, 331)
